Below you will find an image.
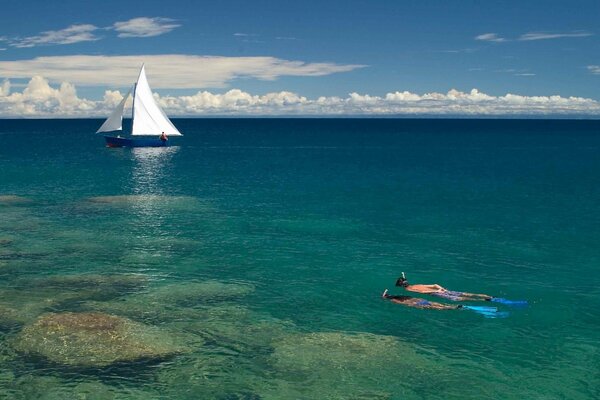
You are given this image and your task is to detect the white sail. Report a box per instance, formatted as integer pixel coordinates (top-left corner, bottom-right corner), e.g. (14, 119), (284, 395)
(131, 65), (182, 136)
(96, 89), (131, 133)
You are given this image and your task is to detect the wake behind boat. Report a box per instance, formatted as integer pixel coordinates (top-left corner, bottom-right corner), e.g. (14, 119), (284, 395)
(96, 65), (182, 147)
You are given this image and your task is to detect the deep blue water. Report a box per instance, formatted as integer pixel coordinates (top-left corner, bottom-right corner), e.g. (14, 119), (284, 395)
(0, 119), (599, 399)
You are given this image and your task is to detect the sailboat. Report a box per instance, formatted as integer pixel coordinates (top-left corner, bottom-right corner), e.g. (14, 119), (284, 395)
(97, 65), (183, 147)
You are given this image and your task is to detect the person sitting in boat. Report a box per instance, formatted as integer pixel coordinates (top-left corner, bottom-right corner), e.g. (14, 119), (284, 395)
(381, 289), (459, 310)
(159, 131), (168, 142)
(395, 273), (492, 301)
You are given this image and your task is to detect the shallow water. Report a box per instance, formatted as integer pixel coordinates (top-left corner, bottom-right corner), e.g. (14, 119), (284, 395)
(0, 118), (599, 399)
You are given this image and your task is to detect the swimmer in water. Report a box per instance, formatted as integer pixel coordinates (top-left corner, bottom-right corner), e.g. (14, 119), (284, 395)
(381, 289), (461, 310)
(395, 273), (492, 302)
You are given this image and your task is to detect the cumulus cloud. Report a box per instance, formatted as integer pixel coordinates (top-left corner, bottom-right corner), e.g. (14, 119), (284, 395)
(113, 17), (180, 38)
(11, 24), (100, 48)
(0, 76), (96, 116)
(0, 76), (598, 117)
(0, 55), (365, 89)
(475, 33), (506, 42)
(518, 32), (593, 41)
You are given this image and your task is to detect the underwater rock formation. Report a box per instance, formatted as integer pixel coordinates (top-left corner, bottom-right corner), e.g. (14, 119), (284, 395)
(86, 195), (201, 208)
(266, 331), (438, 399)
(13, 312), (185, 367)
(0, 304), (23, 330)
(0, 196), (31, 206)
(87, 195), (173, 204)
(81, 281), (256, 324)
(24, 274), (148, 299)
(149, 280), (255, 304)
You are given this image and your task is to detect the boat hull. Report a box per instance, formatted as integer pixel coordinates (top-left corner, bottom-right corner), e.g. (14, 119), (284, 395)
(104, 136), (169, 148)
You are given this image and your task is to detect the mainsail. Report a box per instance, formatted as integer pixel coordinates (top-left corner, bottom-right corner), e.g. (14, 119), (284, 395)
(131, 65), (182, 136)
(96, 89), (131, 133)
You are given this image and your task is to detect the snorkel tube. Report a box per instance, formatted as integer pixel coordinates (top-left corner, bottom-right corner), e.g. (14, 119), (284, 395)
(395, 272), (409, 287)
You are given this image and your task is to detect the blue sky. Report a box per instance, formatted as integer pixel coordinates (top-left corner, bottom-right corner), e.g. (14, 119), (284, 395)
(0, 0), (599, 116)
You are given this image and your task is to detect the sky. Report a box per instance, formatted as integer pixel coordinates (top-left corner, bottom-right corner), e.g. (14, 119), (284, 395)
(0, 0), (599, 117)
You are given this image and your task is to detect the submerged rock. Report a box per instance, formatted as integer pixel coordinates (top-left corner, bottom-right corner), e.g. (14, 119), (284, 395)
(0, 304), (24, 329)
(272, 331), (415, 372)
(86, 195), (200, 207)
(0, 274), (150, 319)
(24, 274), (148, 297)
(0, 238), (13, 246)
(149, 281), (255, 305)
(87, 195), (168, 204)
(81, 281), (256, 324)
(265, 331), (438, 399)
(84, 195), (215, 215)
(0, 195), (31, 206)
(13, 312), (185, 367)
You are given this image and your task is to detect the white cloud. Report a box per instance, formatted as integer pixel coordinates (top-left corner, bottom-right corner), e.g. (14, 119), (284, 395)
(475, 33), (506, 42)
(0, 79), (9, 96)
(1, 76), (598, 117)
(113, 17), (180, 38)
(11, 24), (100, 48)
(519, 32), (593, 41)
(0, 55), (365, 89)
(0, 76), (96, 116)
(587, 65), (600, 75)
(6, 17), (179, 48)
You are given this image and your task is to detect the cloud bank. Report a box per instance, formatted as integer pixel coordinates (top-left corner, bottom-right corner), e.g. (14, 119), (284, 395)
(1, 76), (598, 117)
(0, 55), (365, 89)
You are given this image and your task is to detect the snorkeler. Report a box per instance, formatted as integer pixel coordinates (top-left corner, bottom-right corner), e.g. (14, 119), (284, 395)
(382, 289), (505, 317)
(395, 273), (528, 306)
(381, 289), (459, 310)
(395, 273), (491, 301)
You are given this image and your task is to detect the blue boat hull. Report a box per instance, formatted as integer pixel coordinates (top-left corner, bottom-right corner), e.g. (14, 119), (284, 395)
(104, 136), (169, 148)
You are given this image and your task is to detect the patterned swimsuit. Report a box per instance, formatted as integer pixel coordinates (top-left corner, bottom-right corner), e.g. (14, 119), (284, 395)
(431, 290), (463, 301)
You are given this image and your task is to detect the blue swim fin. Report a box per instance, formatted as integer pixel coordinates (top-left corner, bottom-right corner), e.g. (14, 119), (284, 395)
(490, 298), (528, 307)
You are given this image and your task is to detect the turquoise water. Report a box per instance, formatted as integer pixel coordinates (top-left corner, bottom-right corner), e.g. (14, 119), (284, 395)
(0, 118), (599, 399)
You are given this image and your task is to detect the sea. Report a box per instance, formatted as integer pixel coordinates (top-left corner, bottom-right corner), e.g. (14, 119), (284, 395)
(0, 118), (598, 399)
